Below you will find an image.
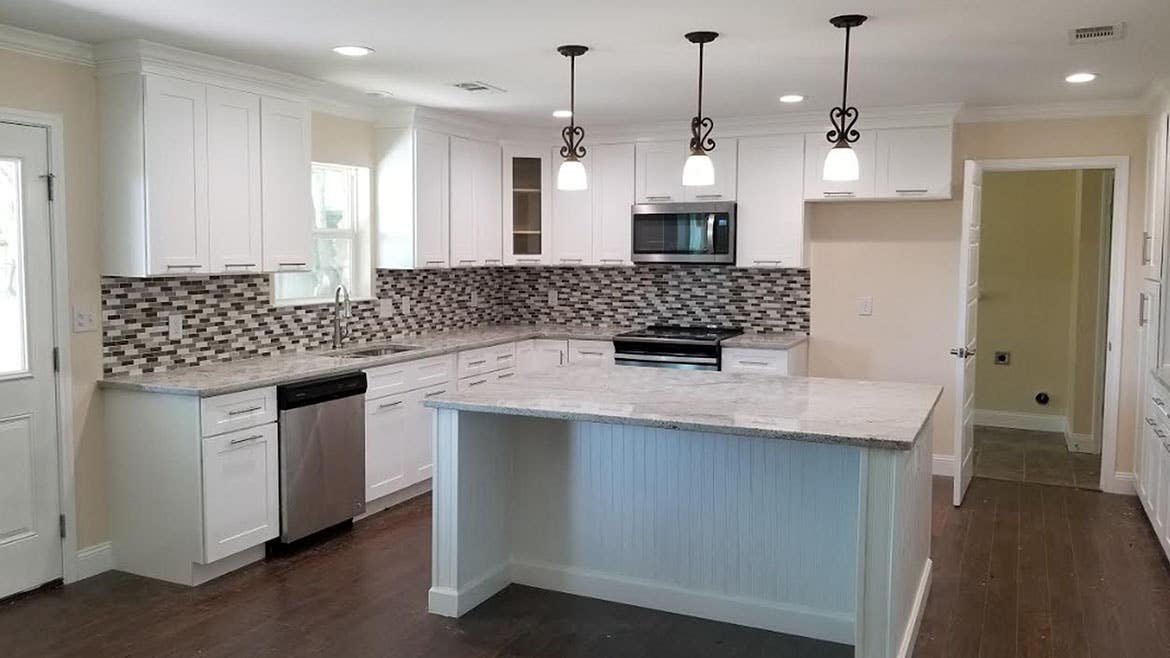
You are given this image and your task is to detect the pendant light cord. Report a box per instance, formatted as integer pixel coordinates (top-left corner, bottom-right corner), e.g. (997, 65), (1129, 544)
(697, 41), (704, 120)
(569, 54), (576, 131)
(841, 26), (851, 112)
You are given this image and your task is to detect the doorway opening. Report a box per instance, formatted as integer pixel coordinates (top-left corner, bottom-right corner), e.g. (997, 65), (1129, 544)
(953, 158), (1128, 505)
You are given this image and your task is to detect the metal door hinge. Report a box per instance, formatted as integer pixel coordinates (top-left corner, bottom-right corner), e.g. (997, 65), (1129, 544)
(41, 173), (55, 202)
(59, 514), (66, 539)
(52, 347), (60, 372)
(949, 347), (976, 358)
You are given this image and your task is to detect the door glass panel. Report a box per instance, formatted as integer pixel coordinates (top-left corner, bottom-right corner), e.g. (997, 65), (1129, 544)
(512, 157), (542, 255)
(0, 158), (28, 376)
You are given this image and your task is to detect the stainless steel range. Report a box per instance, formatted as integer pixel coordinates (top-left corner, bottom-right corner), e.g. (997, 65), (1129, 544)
(613, 326), (743, 371)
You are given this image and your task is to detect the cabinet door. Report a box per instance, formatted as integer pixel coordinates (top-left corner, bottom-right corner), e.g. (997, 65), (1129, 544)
(591, 143), (635, 265)
(516, 339), (567, 373)
(875, 127), (953, 199)
(415, 129), (450, 268)
(685, 139), (738, 202)
(1157, 430), (1170, 539)
(206, 86), (262, 273)
(143, 74), (209, 274)
(736, 135), (806, 268)
(636, 141), (687, 202)
(503, 146), (552, 265)
(474, 140), (503, 265)
(551, 149), (592, 265)
(260, 96), (313, 272)
(411, 384), (450, 483)
(449, 137), (478, 266)
(803, 132), (876, 200)
(365, 392), (410, 502)
(1145, 113), (1169, 282)
(201, 423), (279, 563)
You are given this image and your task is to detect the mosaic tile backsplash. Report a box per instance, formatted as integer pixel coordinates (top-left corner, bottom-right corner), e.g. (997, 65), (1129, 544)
(102, 266), (810, 376)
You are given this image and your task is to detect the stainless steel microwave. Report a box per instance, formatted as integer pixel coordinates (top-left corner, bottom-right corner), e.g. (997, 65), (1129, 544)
(631, 202), (736, 264)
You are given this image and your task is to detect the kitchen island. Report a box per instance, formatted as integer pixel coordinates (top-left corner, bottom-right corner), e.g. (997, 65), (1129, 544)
(424, 367), (941, 658)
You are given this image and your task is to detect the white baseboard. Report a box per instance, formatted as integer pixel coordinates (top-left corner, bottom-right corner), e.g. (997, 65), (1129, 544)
(357, 478), (432, 521)
(1064, 432), (1099, 454)
(975, 409), (1068, 434)
(1103, 471), (1136, 496)
(510, 559), (854, 645)
(75, 542), (113, 581)
(932, 454), (954, 477)
(428, 562), (510, 617)
(897, 559), (933, 658)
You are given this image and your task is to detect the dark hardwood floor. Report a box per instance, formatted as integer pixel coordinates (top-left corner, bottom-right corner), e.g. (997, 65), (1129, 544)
(3, 477), (1169, 657)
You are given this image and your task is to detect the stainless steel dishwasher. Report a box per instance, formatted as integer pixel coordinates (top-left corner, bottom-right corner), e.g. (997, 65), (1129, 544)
(276, 372), (367, 543)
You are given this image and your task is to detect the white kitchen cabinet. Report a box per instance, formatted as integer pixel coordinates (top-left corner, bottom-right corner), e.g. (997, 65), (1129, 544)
(686, 139), (738, 202)
(636, 141), (687, 203)
(143, 74), (210, 274)
(377, 127), (450, 268)
(551, 149), (593, 265)
(722, 344), (808, 376)
(450, 137), (503, 267)
(568, 339), (615, 366)
(516, 339), (568, 373)
(365, 390), (411, 502)
(503, 146), (553, 265)
(260, 95), (313, 272)
(206, 86), (262, 273)
(591, 143), (635, 265)
(875, 127), (953, 199)
(803, 132), (877, 200)
(1145, 112), (1169, 282)
(201, 422), (279, 564)
(736, 135), (806, 268)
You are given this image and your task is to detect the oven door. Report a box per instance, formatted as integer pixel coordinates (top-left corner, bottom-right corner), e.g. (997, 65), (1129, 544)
(631, 202), (735, 264)
(612, 337), (721, 370)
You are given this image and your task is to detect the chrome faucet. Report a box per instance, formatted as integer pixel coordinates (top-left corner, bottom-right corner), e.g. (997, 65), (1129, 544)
(333, 284), (352, 349)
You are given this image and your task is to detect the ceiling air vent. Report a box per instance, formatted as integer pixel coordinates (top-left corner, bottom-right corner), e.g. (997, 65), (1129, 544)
(1068, 23), (1126, 44)
(451, 81), (507, 93)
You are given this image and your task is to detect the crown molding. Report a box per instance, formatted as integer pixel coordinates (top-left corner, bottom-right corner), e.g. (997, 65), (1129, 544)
(376, 105), (510, 140)
(1141, 79), (1170, 114)
(0, 23), (94, 66)
(957, 98), (1147, 123)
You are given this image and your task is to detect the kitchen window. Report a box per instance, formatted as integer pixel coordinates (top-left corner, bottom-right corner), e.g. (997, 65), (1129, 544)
(273, 162), (372, 305)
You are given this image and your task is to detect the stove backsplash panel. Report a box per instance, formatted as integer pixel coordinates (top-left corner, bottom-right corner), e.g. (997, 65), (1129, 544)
(102, 266), (809, 376)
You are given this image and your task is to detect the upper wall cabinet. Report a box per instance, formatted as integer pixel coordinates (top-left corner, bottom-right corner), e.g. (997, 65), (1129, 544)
(503, 146), (553, 265)
(449, 137), (503, 267)
(635, 140), (738, 203)
(377, 127), (450, 269)
(736, 135), (806, 268)
(803, 126), (952, 201)
(1145, 112), (1169, 282)
(551, 149), (593, 265)
(99, 70), (313, 276)
(591, 143), (636, 266)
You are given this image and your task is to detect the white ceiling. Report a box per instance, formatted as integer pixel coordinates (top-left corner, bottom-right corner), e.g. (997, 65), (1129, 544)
(2, 0), (1168, 125)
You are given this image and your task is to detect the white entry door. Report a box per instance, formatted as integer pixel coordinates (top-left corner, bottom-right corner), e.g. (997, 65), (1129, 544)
(0, 121), (62, 597)
(953, 160), (982, 506)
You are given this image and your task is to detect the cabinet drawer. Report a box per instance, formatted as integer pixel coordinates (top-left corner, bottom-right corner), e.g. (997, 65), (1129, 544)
(722, 348), (790, 374)
(200, 422), (279, 563)
(200, 387), (277, 437)
(567, 340), (614, 365)
(457, 368), (516, 392)
(457, 343), (516, 378)
(365, 354), (455, 399)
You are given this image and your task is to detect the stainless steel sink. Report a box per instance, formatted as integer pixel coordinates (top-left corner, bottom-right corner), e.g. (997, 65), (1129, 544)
(331, 344), (419, 358)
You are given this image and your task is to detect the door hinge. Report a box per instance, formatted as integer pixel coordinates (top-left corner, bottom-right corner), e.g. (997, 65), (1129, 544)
(949, 347), (976, 359)
(52, 347), (60, 372)
(59, 514), (66, 539)
(41, 173), (55, 202)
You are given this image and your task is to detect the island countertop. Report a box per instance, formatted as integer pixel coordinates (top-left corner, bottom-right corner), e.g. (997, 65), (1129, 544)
(425, 365), (942, 449)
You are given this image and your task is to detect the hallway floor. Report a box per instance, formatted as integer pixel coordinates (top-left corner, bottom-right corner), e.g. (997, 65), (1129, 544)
(974, 426), (1101, 490)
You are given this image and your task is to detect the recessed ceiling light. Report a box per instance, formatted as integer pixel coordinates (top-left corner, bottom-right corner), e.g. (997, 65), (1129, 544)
(779, 94), (805, 104)
(333, 45), (374, 57)
(552, 109), (573, 118)
(1065, 72), (1097, 84)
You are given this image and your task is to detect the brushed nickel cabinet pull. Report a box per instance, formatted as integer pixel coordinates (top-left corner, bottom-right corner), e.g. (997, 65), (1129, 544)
(424, 389), (448, 398)
(378, 400), (404, 410)
(229, 433), (264, 445)
(823, 191), (855, 197)
(895, 189), (929, 194)
(227, 406), (262, 416)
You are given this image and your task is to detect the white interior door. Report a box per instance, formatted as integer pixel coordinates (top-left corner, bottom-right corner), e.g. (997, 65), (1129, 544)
(0, 121), (62, 597)
(953, 160), (982, 506)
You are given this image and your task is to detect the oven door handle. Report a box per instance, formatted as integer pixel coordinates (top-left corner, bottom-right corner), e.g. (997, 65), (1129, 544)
(615, 353), (719, 366)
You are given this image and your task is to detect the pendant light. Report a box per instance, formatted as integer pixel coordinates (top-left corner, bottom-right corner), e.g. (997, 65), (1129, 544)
(556, 45), (589, 191)
(823, 14), (867, 182)
(683, 31), (718, 187)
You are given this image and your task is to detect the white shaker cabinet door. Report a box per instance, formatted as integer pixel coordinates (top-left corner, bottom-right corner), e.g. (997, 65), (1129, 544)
(736, 134), (806, 268)
(803, 132), (877, 201)
(636, 141), (687, 203)
(685, 139), (738, 202)
(206, 86), (262, 273)
(365, 392), (410, 502)
(201, 423), (279, 563)
(875, 126), (953, 199)
(260, 95), (313, 272)
(551, 149), (592, 265)
(591, 143), (635, 265)
(449, 136), (478, 266)
(474, 139), (503, 266)
(415, 129), (451, 268)
(516, 339), (568, 373)
(143, 74), (209, 274)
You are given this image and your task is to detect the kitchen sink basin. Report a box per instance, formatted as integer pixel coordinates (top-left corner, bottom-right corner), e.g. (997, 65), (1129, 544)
(332, 344), (419, 358)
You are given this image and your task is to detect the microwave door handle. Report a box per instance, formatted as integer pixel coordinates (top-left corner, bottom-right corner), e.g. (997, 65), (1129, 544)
(706, 214), (715, 253)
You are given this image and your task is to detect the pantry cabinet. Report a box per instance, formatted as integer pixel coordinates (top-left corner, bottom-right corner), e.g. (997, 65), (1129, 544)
(450, 137), (503, 267)
(736, 135), (806, 268)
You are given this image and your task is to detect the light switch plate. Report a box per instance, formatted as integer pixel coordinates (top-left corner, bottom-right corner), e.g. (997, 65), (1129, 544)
(471, 290), (480, 307)
(72, 309), (98, 333)
(378, 298), (394, 318)
(858, 296), (874, 316)
(400, 297), (411, 316)
(167, 314), (183, 341)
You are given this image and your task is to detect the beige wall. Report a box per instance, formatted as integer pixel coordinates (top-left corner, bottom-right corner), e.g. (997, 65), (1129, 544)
(809, 116), (1148, 472)
(311, 111), (375, 167)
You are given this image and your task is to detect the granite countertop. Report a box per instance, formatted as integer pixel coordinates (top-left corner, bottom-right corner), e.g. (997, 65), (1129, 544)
(721, 331), (809, 350)
(425, 366), (941, 450)
(1153, 367), (1170, 393)
(98, 324), (630, 397)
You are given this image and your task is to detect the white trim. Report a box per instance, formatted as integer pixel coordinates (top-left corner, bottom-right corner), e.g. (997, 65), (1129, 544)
(355, 478), (432, 521)
(1065, 432), (1099, 454)
(958, 98), (1148, 123)
(968, 155), (1129, 496)
(932, 454), (955, 477)
(0, 107), (77, 584)
(1112, 472), (1136, 496)
(427, 562), (511, 617)
(974, 409), (1069, 434)
(0, 23), (94, 66)
(75, 542), (113, 581)
(897, 560), (933, 658)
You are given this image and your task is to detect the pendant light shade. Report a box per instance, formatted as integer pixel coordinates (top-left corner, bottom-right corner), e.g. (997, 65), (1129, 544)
(556, 45), (589, 191)
(683, 31), (718, 187)
(823, 15), (867, 183)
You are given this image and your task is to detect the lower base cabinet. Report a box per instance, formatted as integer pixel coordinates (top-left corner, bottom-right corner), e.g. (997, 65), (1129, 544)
(721, 343), (808, 376)
(201, 422), (280, 563)
(516, 339), (568, 372)
(567, 339), (615, 365)
(1138, 378), (1170, 562)
(364, 362), (453, 503)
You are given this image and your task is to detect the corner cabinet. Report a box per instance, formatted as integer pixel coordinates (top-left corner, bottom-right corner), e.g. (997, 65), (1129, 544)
(803, 126), (952, 201)
(377, 127), (450, 269)
(503, 146), (553, 265)
(98, 70), (312, 276)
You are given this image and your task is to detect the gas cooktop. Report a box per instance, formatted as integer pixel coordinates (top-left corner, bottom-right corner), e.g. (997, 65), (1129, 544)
(614, 325), (743, 344)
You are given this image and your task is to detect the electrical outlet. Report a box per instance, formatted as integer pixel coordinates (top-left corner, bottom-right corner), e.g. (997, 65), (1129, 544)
(548, 289), (558, 306)
(400, 297), (411, 316)
(72, 309), (98, 333)
(858, 296), (874, 316)
(471, 290), (480, 307)
(166, 314), (183, 341)
(378, 298), (394, 318)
